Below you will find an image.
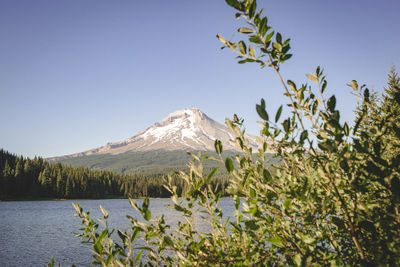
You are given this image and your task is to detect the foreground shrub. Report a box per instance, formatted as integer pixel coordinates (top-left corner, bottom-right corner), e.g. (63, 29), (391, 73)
(63, 1), (400, 266)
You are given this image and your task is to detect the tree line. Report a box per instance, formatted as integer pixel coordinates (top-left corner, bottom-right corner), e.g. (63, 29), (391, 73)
(0, 150), (230, 200)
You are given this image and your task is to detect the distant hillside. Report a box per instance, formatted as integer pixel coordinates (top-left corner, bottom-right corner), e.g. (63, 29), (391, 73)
(54, 150), (278, 175)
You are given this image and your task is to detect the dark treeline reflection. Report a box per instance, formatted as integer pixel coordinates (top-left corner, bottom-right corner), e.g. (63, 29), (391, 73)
(0, 149), (230, 200)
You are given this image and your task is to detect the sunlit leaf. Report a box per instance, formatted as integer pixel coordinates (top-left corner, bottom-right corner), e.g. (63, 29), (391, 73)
(306, 73), (318, 83)
(238, 40), (247, 54)
(268, 236), (284, 247)
(238, 27), (254, 34)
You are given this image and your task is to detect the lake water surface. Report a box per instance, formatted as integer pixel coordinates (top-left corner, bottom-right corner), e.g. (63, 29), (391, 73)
(0, 198), (235, 266)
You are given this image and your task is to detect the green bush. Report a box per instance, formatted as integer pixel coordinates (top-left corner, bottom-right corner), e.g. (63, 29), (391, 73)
(65, 0), (400, 265)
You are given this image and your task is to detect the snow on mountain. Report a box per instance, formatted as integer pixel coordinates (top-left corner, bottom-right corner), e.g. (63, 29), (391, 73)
(49, 108), (269, 160)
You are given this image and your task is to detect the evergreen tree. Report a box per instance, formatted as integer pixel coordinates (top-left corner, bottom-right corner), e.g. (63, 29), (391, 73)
(0, 149), (218, 200)
(380, 67), (400, 155)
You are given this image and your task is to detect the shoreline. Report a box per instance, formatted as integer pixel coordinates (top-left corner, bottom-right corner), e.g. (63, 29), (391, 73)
(0, 196), (168, 202)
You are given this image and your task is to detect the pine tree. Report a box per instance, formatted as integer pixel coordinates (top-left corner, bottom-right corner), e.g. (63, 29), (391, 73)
(353, 88), (381, 137)
(380, 67), (400, 155)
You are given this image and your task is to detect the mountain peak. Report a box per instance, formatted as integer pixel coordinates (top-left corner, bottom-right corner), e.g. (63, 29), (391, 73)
(138, 108), (220, 150)
(165, 107), (201, 117)
(162, 108), (204, 122)
(48, 108), (267, 161)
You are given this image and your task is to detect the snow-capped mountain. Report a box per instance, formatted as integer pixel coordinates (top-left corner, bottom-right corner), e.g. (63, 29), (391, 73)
(49, 108), (265, 161)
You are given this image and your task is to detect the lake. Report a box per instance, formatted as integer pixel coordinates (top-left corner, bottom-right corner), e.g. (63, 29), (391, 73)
(0, 198), (235, 266)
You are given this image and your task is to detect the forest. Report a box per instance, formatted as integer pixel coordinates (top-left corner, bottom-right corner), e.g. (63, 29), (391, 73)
(0, 149), (231, 200)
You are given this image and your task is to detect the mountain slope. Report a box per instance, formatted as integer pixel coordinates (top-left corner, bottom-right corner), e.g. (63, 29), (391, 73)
(48, 108), (277, 174)
(50, 108), (265, 161)
(51, 150), (246, 174)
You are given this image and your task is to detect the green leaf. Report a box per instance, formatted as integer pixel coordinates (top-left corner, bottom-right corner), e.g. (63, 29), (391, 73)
(263, 169), (272, 182)
(364, 88), (370, 101)
(260, 98), (266, 108)
(282, 53), (292, 61)
(302, 235), (316, 244)
(206, 167), (219, 183)
(238, 40), (247, 54)
(343, 122), (349, 136)
(249, 0), (256, 18)
(230, 222), (243, 233)
(318, 142), (331, 152)
(250, 188), (256, 198)
(327, 95), (336, 112)
(163, 236), (174, 247)
(141, 198), (151, 221)
(281, 44), (290, 55)
(93, 240), (103, 254)
(47, 257), (54, 267)
(245, 220), (259, 230)
(283, 118), (290, 132)
(284, 198), (292, 210)
(268, 236), (284, 247)
(249, 45), (255, 57)
(321, 80), (327, 93)
(256, 99), (269, 121)
(214, 139), (223, 154)
(117, 230), (127, 242)
(316, 66), (321, 76)
(259, 17), (268, 36)
(133, 251), (143, 265)
(353, 116), (363, 135)
(144, 209), (151, 221)
(293, 254), (301, 266)
(249, 35), (263, 44)
(238, 27), (254, 34)
(235, 137), (244, 149)
(276, 32), (282, 44)
(256, 105), (269, 121)
(105, 254), (113, 266)
(174, 204), (185, 212)
(225, 158), (234, 173)
(142, 198), (149, 210)
(275, 105), (283, 122)
(225, 0), (241, 10)
(234, 195), (240, 209)
(272, 42), (282, 51)
(98, 228), (108, 241)
(300, 130), (308, 144)
(265, 30), (274, 42)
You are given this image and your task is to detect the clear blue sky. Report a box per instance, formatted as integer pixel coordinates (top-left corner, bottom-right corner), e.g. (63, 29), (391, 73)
(1, 0), (399, 158)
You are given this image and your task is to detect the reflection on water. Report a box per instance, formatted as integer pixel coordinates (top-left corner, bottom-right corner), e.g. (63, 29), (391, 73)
(0, 198), (235, 266)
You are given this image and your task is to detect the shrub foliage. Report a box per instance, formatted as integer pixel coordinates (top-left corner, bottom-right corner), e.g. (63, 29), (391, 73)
(66, 0), (400, 266)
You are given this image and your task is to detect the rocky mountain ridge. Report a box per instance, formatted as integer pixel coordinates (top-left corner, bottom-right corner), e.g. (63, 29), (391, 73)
(49, 108), (268, 161)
